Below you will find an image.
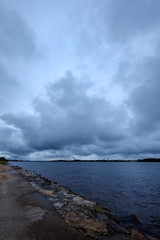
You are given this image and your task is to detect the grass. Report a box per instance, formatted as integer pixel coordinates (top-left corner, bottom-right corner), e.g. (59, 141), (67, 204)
(0, 158), (8, 165)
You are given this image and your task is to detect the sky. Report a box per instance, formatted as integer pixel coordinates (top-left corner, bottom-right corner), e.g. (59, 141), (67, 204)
(0, 0), (160, 160)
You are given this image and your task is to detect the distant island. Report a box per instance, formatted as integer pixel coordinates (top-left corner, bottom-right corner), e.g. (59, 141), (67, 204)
(1, 157), (160, 162)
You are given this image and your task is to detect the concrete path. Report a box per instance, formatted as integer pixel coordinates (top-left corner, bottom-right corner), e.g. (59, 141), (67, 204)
(0, 164), (90, 240)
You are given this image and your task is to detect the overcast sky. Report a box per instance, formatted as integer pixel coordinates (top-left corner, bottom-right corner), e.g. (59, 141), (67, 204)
(0, 0), (160, 160)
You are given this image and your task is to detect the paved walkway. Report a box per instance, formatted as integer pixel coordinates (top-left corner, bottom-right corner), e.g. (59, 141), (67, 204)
(0, 164), (90, 240)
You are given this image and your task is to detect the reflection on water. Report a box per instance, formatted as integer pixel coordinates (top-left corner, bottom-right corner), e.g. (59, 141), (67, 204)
(10, 161), (160, 238)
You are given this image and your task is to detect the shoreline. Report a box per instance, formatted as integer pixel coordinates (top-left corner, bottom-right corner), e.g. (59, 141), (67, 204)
(14, 165), (130, 239)
(0, 164), (152, 239)
(7, 159), (160, 162)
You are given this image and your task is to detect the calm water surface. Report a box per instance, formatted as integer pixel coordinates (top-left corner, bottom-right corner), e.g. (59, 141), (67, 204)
(10, 161), (160, 238)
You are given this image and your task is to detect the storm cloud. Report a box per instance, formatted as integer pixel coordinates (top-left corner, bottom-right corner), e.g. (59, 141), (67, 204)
(128, 45), (160, 135)
(0, 0), (160, 160)
(2, 72), (128, 158)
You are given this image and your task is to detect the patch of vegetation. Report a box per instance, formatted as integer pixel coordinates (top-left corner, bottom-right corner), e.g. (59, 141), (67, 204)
(0, 157), (8, 165)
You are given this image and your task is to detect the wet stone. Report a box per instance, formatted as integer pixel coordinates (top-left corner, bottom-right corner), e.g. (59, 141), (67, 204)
(97, 213), (109, 222)
(65, 210), (108, 238)
(73, 196), (96, 208)
(30, 181), (41, 190)
(54, 192), (66, 200)
(131, 228), (150, 240)
(48, 197), (59, 202)
(131, 214), (141, 225)
(54, 201), (66, 209)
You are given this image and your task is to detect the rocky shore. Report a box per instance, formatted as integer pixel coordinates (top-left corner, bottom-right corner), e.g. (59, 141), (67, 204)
(0, 164), (151, 240)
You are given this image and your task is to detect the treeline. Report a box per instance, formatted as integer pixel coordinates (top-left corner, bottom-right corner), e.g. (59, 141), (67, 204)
(138, 158), (160, 162)
(3, 157), (160, 162)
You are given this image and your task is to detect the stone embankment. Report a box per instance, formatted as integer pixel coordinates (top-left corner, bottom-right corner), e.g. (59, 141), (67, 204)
(0, 164), (151, 240)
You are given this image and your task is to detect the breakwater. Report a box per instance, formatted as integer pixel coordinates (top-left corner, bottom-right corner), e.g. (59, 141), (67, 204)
(1, 164), (151, 240)
(9, 161), (160, 239)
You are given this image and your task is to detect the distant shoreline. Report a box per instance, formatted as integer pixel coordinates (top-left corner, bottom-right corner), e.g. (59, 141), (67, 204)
(7, 158), (160, 162)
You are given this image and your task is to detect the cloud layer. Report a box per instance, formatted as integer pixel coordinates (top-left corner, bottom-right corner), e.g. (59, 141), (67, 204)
(1, 72), (128, 158)
(0, 1), (160, 159)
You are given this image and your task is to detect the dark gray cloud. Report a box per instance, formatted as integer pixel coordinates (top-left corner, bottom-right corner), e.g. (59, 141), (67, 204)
(0, 65), (20, 113)
(128, 48), (160, 135)
(0, 4), (37, 59)
(105, 0), (160, 42)
(0, 4), (39, 113)
(0, 4), (42, 158)
(0, 1), (160, 160)
(0, 121), (30, 157)
(2, 62), (160, 159)
(1, 72), (129, 158)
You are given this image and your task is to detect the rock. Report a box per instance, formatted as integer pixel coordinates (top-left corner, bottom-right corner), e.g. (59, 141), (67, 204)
(65, 209), (108, 238)
(16, 167), (132, 239)
(72, 196), (96, 208)
(125, 223), (135, 231)
(30, 181), (41, 190)
(131, 228), (150, 240)
(131, 214), (141, 224)
(54, 201), (66, 209)
(38, 188), (55, 196)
